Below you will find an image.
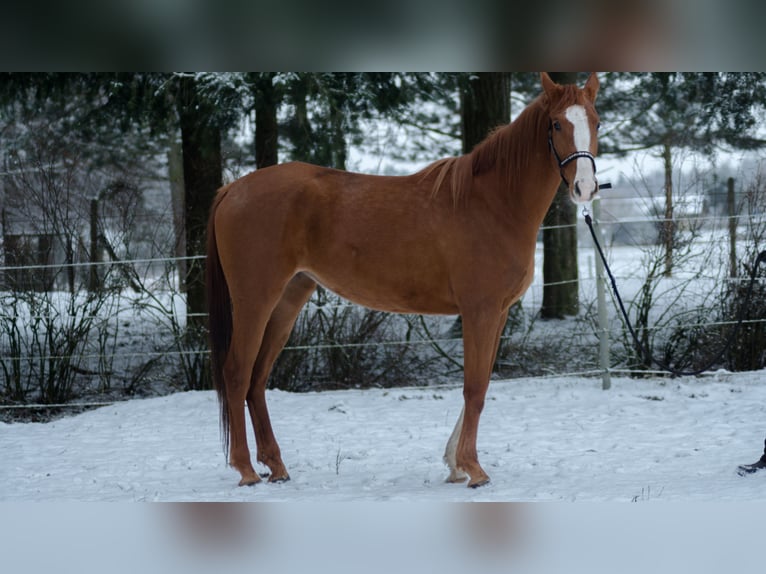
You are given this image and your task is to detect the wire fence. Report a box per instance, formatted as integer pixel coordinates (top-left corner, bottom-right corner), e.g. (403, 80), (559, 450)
(1, 199), (765, 413)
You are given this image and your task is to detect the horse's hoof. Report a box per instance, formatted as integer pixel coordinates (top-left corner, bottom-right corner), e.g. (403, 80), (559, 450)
(238, 475), (262, 487)
(445, 470), (469, 484)
(268, 474), (290, 484)
(468, 477), (490, 489)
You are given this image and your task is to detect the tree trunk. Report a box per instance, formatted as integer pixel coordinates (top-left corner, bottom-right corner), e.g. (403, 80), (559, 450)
(329, 103), (347, 170)
(89, 198), (100, 292)
(662, 140), (674, 277)
(541, 187), (579, 318)
(254, 72), (279, 169)
(451, 73), (511, 336)
(460, 73), (511, 153)
(541, 72), (579, 319)
(176, 76), (223, 331)
(288, 77), (315, 163)
(167, 136), (186, 293)
(728, 177), (737, 279)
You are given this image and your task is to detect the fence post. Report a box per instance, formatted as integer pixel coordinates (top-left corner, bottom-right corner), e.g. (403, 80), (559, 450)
(592, 198), (611, 390)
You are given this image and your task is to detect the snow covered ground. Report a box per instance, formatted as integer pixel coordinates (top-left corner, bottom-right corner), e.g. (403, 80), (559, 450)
(3, 371), (766, 574)
(2, 370), (764, 502)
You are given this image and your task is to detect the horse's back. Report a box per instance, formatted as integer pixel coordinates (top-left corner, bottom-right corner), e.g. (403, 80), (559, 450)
(213, 161), (535, 316)
(213, 162), (461, 314)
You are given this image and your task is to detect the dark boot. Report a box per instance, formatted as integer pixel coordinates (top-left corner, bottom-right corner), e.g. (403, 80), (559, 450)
(737, 450), (766, 476)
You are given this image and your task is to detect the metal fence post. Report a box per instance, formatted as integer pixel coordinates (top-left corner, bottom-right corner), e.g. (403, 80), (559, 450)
(593, 198), (611, 390)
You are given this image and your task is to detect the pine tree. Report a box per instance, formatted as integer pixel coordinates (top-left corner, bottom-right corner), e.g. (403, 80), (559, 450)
(103, 73), (251, 326)
(608, 73), (766, 276)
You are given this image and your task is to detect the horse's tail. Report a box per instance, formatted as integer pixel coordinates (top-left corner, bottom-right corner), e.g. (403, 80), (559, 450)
(206, 188), (232, 459)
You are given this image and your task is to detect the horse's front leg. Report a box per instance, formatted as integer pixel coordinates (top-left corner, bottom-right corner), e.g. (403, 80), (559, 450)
(444, 406), (468, 483)
(447, 308), (508, 488)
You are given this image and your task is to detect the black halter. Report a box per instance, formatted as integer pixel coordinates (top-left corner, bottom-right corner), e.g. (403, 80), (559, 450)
(548, 121), (598, 190)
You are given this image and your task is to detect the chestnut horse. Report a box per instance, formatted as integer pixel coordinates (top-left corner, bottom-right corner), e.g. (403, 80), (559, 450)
(206, 72), (601, 488)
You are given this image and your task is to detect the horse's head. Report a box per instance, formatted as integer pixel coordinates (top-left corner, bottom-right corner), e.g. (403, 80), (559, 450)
(542, 72), (601, 204)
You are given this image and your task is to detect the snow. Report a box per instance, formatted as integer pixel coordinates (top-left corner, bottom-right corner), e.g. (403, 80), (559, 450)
(2, 373), (766, 574)
(2, 370), (765, 502)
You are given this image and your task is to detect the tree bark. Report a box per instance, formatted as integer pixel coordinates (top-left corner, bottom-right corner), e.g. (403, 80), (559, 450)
(176, 75), (223, 331)
(541, 187), (579, 318)
(541, 72), (579, 319)
(728, 177), (737, 279)
(287, 76), (315, 163)
(329, 103), (347, 170)
(254, 72), (279, 169)
(168, 136), (186, 293)
(451, 73), (511, 336)
(662, 140), (674, 277)
(460, 73), (511, 153)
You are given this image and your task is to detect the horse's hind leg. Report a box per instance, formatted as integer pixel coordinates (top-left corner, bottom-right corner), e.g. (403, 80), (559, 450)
(247, 273), (317, 482)
(224, 288), (288, 486)
(224, 333), (263, 486)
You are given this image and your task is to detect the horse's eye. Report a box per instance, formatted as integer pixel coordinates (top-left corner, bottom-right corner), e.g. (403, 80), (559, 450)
(596, 122), (601, 131)
(553, 121), (561, 131)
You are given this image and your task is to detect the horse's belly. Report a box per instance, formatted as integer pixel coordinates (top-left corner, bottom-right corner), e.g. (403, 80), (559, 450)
(305, 270), (458, 315)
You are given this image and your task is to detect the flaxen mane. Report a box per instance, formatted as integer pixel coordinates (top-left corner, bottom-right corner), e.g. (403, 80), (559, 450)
(422, 86), (582, 205)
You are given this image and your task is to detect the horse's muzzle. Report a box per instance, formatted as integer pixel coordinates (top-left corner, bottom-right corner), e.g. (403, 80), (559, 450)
(572, 178), (598, 203)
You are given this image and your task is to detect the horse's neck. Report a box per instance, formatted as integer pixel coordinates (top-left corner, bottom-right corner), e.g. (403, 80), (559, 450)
(518, 163), (562, 226)
(475, 143), (562, 231)
(479, 102), (562, 226)
(518, 108), (563, 219)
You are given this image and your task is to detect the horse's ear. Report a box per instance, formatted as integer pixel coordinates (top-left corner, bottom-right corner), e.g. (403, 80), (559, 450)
(541, 72), (559, 102)
(583, 73), (600, 103)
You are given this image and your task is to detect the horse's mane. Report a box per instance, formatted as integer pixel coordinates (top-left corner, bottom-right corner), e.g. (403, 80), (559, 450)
(421, 86), (582, 205)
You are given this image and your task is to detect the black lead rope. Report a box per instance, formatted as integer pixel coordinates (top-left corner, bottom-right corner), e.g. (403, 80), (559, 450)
(583, 206), (766, 377)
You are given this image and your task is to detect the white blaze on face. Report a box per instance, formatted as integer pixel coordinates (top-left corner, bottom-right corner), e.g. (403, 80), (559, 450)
(565, 105), (597, 202)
